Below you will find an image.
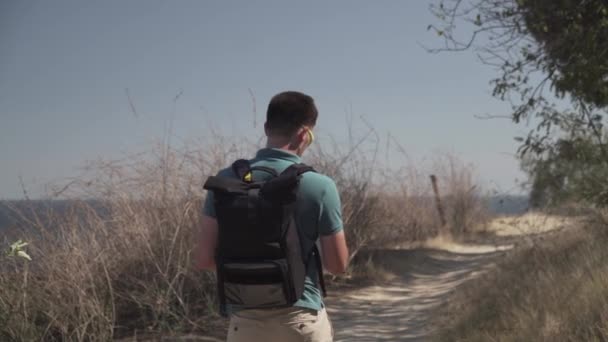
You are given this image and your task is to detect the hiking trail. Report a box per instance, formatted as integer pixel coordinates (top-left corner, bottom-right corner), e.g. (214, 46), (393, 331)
(325, 213), (575, 341)
(325, 242), (510, 341)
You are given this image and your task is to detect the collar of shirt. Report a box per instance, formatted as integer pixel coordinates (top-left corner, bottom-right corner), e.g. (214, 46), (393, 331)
(254, 148), (302, 164)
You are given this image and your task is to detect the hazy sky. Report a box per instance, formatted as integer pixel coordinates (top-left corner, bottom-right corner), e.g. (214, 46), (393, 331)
(1, 0), (529, 199)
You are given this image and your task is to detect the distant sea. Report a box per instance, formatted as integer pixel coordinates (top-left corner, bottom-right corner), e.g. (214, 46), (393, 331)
(0, 196), (529, 233)
(0, 199), (111, 234)
(485, 195), (530, 216)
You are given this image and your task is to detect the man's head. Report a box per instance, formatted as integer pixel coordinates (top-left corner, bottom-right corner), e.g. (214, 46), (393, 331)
(264, 91), (318, 155)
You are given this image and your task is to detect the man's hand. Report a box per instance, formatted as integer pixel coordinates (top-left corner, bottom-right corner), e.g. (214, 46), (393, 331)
(320, 230), (349, 274)
(195, 214), (218, 271)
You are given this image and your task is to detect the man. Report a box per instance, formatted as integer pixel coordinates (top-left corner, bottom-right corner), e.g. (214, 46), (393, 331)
(195, 91), (349, 342)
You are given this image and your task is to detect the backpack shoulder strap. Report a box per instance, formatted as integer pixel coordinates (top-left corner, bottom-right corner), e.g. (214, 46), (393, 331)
(232, 160), (283, 182)
(282, 163), (326, 296)
(279, 163), (316, 178)
(311, 244), (327, 297)
(250, 166), (279, 178)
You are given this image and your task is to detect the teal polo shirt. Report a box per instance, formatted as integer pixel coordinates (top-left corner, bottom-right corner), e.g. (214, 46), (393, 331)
(203, 148), (343, 312)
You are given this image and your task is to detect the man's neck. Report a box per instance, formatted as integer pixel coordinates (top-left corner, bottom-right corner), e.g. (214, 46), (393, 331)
(265, 139), (300, 156)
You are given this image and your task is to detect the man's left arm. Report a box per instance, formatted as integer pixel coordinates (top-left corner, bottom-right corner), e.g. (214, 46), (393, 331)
(317, 178), (349, 274)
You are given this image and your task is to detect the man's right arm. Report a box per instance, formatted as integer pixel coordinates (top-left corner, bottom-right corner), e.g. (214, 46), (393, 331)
(195, 214), (218, 271)
(195, 179), (220, 271)
(317, 178), (349, 274)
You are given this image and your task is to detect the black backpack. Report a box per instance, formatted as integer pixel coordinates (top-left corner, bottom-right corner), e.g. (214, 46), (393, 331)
(203, 159), (326, 315)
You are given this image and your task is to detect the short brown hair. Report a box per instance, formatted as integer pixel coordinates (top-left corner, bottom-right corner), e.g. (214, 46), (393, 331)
(265, 91), (318, 137)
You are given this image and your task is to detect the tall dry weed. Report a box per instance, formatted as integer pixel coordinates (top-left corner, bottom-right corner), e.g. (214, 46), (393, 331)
(1, 125), (486, 340)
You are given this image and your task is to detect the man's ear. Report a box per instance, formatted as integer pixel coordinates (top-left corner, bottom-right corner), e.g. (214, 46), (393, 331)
(264, 122), (269, 137)
(288, 128), (307, 151)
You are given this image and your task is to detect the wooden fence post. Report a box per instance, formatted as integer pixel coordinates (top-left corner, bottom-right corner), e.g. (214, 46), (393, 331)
(430, 175), (447, 227)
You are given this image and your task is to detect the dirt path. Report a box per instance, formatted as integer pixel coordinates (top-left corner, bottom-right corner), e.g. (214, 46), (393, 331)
(325, 212), (578, 341)
(325, 242), (512, 341)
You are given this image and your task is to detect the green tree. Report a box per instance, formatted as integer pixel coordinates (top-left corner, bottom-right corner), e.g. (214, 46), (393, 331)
(522, 135), (608, 207)
(429, 0), (608, 205)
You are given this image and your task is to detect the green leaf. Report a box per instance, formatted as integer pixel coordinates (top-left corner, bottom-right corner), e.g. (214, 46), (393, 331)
(7, 239), (31, 261)
(17, 251), (31, 261)
(10, 241), (26, 252)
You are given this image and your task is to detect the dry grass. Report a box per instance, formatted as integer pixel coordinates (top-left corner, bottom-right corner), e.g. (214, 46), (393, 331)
(0, 133), (252, 341)
(432, 210), (608, 342)
(308, 138), (488, 261)
(0, 127), (487, 341)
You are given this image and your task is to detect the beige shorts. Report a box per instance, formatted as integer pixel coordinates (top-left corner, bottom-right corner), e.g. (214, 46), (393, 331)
(226, 306), (333, 342)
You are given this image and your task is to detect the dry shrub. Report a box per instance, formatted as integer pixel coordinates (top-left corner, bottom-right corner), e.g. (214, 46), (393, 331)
(0, 134), (253, 341)
(433, 211), (608, 341)
(308, 128), (488, 265)
(0, 124), (487, 340)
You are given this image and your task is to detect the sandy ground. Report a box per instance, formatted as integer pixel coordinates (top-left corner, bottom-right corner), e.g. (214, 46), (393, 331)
(326, 245), (507, 341)
(324, 212), (577, 342)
